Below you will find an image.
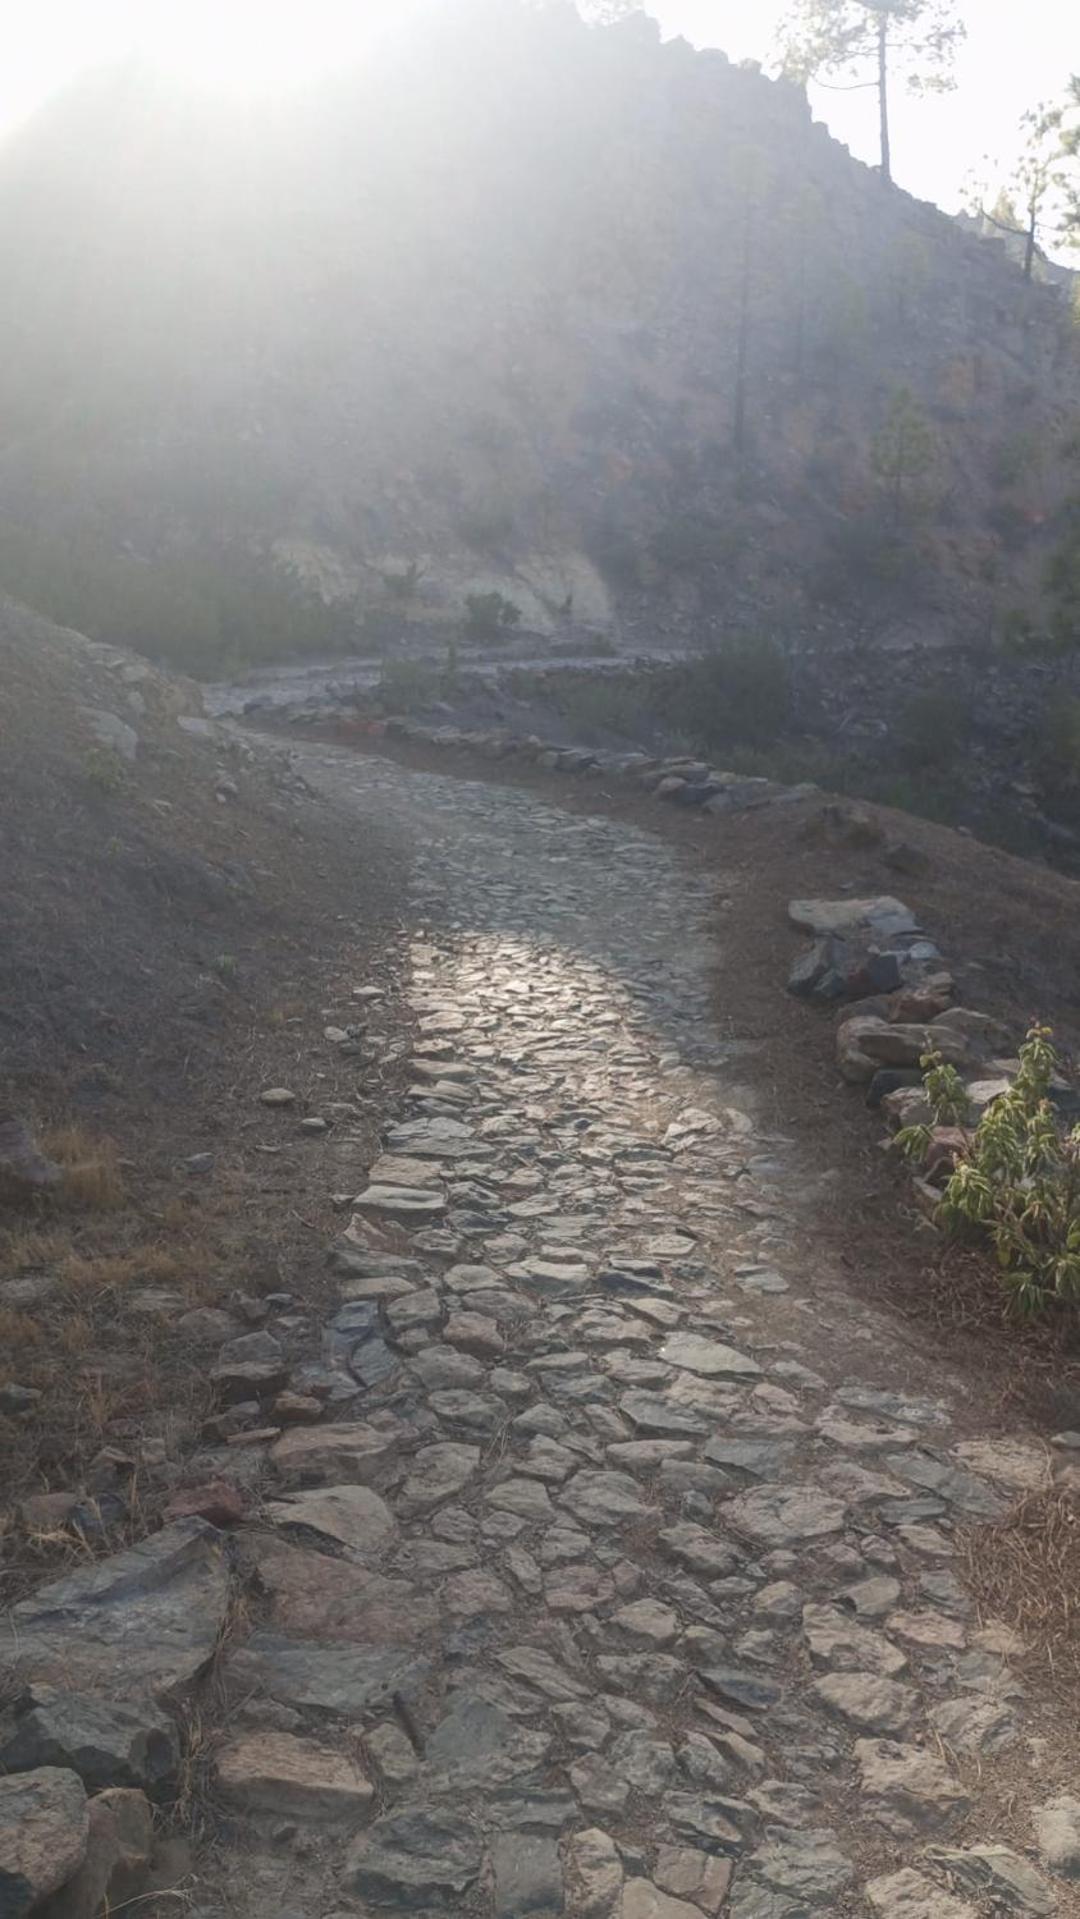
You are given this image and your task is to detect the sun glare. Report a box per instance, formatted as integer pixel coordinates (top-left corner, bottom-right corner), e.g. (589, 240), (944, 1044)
(131, 0), (411, 96)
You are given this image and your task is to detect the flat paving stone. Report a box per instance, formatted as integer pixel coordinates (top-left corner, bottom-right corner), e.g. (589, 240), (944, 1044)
(216, 1730), (374, 1820)
(265, 1485), (397, 1561)
(660, 1333), (762, 1381)
(344, 1807), (483, 1904)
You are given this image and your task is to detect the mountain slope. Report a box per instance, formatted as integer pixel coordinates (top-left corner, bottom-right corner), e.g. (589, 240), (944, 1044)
(0, 0), (1076, 665)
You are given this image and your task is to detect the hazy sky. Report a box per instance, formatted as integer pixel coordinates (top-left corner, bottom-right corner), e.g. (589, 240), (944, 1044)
(1, 0), (1075, 219)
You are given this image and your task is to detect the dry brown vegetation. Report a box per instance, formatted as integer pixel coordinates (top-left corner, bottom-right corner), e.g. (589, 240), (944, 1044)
(965, 1488), (1080, 1683)
(0, 602), (405, 1599)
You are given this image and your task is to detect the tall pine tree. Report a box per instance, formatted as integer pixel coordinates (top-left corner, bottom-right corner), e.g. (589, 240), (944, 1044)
(777, 0), (965, 186)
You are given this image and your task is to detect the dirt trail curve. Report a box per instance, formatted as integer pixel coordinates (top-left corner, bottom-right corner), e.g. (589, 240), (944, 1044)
(7, 744), (1076, 1918)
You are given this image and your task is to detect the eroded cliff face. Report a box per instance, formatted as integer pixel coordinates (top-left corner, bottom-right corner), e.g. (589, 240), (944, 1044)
(0, 0), (1076, 652)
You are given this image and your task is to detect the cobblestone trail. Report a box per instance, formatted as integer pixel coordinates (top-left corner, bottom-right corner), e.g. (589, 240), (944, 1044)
(10, 747), (1075, 1917)
(228, 744), (1067, 1919)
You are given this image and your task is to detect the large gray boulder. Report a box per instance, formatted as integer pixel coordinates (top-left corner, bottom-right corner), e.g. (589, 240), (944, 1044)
(2, 1519), (231, 1703)
(0, 1685), (179, 1792)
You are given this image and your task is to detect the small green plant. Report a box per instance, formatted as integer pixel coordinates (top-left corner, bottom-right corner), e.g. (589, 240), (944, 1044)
(213, 953), (239, 980)
(871, 387), (939, 522)
(377, 658), (440, 713)
(382, 561), (422, 605)
(898, 687), (970, 768)
(83, 746), (131, 796)
(463, 592), (522, 639)
(898, 1025), (1080, 1314)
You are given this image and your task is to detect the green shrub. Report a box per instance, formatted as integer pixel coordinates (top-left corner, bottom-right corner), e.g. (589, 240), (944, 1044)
(811, 515), (914, 608)
(0, 523), (363, 674)
(897, 688), (970, 768)
(376, 659), (440, 712)
(898, 1025), (1080, 1315)
(872, 387), (939, 521)
(463, 592), (522, 639)
(381, 561), (422, 605)
(672, 639), (793, 751)
(83, 746), (131, 796)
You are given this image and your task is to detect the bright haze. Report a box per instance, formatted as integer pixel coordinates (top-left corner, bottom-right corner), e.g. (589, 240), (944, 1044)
(0, 0), (1074, 213)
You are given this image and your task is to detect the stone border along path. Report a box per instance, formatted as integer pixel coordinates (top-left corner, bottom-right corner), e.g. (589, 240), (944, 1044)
(3, 743), (1080, 1919)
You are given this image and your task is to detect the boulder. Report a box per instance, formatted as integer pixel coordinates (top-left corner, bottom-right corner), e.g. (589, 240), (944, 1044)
(789, 939), (906, 1004)
(932, 1008), (1011, 1055)
(858, 1023), (971, 1070)
(0, 1115), (62, 1194)
(1034, 1793), (1080, 1878)
(211, 1329), (288, 1400)
(0, 1767), (89, 1918)
(80, 705), (138, 761)
(881, 1084), (933, 1129)
(0, 1685), (179, 1793)
(788, 897), (917, 940)
(837, 1017), (891, 1084)
(37, 1787), (152, 1919)
(2, 1520), (231, 1703)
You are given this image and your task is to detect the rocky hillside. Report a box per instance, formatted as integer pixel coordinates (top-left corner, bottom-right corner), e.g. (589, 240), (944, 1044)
(0, 1), (1077, 670)
(0, 593), (401, 1571)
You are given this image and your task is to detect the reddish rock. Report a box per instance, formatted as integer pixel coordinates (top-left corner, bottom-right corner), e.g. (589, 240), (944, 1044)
(20, 1491), (79, 1533)
(890, 988), (953, 1022)
(273, 1391), (323, 1424)
(164, 1480), (245, 1527)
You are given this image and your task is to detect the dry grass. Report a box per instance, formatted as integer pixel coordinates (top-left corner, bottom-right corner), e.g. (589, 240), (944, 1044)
(44, 1125), (127, 1211)
(964, 1488), (1080, 1682)
(0, 1307), (43, 1353)
(0, 1227), (73, 1274)
(56, 1245), (195, 1301)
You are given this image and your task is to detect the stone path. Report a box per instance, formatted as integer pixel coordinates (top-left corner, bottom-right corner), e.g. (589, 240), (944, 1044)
(5, 747), (1078, 1917)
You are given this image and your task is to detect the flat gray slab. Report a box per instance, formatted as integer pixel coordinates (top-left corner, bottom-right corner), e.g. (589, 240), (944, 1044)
(3, 1520), (230, 1703)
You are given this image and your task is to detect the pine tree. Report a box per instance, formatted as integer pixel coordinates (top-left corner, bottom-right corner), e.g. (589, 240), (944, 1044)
(777, 0), (965, 186)
(1061, 76), (1080, 242)
(871, 387), (938, 520)
(971, 104), (1069, 280)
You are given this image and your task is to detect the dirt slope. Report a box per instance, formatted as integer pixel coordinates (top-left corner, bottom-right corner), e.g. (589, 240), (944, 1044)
(0, 599), (406, 1574)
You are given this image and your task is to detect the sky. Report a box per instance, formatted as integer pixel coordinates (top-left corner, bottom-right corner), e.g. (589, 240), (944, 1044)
(0, 0), (1075, 222)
